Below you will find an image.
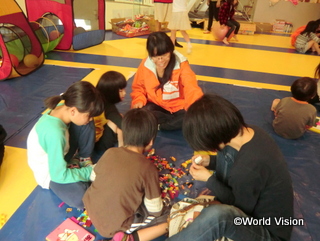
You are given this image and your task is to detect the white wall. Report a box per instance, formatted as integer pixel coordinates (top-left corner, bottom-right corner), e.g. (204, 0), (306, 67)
(252, 0), (320, 31)
(15, 0), (320, 32)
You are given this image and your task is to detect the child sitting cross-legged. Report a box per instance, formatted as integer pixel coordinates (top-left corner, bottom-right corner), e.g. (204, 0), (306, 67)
(83, 108), (169, 241)
(271, 77), (317, 139)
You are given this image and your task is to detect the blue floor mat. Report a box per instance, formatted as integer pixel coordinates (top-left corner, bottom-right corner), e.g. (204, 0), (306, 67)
(46, 51), (299, 86)
(1, 78), (319, 240)
(0, 65), (93, 148)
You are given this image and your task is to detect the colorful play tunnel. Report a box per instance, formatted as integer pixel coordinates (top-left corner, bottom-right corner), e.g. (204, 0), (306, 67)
(26, 0), (106, 51)
(0, 0), (44, 81)
(30, 13), (64, 53)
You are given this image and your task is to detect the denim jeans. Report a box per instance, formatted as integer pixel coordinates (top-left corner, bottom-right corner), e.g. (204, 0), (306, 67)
(166, 204), (274, 241)
(50, 181), (90, 209)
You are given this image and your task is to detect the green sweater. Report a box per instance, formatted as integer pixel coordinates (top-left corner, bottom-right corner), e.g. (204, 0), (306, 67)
(27, 112), (92, 189)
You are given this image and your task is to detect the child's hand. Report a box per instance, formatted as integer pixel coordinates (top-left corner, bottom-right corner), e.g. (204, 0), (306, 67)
(271, 99), (280, 111)
(132, 102), (143, 108)
(191, 154), (210, 167)
(189, 163), (212, 182)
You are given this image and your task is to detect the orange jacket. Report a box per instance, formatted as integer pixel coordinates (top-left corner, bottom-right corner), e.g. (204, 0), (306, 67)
(131, 51), (203, 113)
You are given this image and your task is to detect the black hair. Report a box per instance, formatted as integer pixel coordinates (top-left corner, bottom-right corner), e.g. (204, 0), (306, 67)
(291, 77), (317, 101)
(315, 63), (320, 79)
(146, 32), (176, 90)
(44, 81), (104, 118)
(301, 21), (319, 37)
(96, 71), (127, 104)
(122, 108), (157, 148)
(183, 94), (247, 152)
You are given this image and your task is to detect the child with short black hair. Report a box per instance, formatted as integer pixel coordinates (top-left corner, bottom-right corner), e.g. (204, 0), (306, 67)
(83, 108), (169, 241)
(271, 77), (317, 139)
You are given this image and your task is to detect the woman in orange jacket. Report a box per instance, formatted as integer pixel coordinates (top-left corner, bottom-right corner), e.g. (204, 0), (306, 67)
(131, 32), (203, 131)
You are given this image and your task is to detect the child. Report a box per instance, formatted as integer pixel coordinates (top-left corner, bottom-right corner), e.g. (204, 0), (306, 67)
(295, 20), (320, 55)
(83, 108), (169, 241)
(308, 63), (320, 105)
(131, 32), (203, 131)
(168, 0), (192, 54)
(94, 71), (127, 155)
(271, 77), (317, 139)
(0, 124), (7, 167)
(27, 81), (104, 209)
(218, 0), (240, 45)
(167, 94), (293, 241)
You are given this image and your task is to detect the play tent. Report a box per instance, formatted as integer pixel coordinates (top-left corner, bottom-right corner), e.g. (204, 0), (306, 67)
(26, 0), (106, 51)
(0, 0), (44, 81)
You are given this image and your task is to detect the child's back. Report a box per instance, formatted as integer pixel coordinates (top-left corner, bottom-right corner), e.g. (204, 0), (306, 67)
(273, 97), (316, 139)
(272, 77), (317, 139)
(83, 108), (168, 241)
(83, 146), (161, 238)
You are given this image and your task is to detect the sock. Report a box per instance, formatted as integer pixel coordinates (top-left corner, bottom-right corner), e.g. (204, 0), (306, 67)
(79, 157), (93, 167)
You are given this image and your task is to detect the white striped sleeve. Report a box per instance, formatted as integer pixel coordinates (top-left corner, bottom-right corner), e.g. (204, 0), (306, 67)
(144, 196), (163, 214)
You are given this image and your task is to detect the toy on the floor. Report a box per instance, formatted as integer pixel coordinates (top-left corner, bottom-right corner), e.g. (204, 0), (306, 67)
(212, 21), (234, 41)
(0, 0), (44, 81)
(310, 117), (320, 134)
(147, 149), (200, 199)
(0, 213), (7, 229)
(26, 0), (106, 50)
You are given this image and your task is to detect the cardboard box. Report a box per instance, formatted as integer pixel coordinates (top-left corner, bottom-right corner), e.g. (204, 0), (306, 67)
(273, 19), (289, 32)
(275, 19), (286, 25)
(238, 21), (256, 35)
(255, 22), (273, 33)
(110, 17), (151, 37)
(146, 19), (169, 32)
(110, 18), (126, 33)
(117, 29), (150, 38)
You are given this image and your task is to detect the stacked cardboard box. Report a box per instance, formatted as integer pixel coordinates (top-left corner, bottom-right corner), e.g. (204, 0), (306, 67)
(255, 22), (273, 33)
(273, 19), (286, 32)
(273, 19), (293, 33)
(110, 17), (151, 37)
(238, 21), (256, 35)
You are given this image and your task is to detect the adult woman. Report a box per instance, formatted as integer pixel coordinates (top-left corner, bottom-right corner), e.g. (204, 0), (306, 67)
(131, 32), (203, 130)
